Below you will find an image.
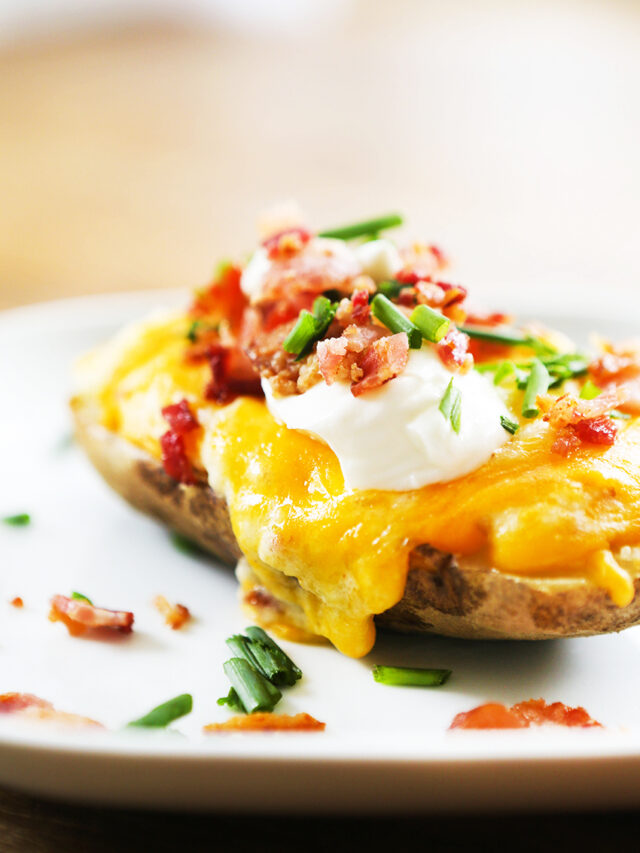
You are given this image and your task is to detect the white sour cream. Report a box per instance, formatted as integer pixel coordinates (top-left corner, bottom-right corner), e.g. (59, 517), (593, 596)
(354, 238), (402, 282)
(263, 347), (511, 491)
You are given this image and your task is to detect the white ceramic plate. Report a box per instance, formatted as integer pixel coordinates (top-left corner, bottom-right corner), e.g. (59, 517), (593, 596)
(2, 290), (640, 814)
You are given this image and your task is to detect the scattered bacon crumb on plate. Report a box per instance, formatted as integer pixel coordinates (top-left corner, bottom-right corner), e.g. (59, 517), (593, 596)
(449, 698), (602, 730)
(203, 712), (325, 733)
(49, 594), (134, 637)
(0, 692), (103, 728)
(153, 595), (191, 630)
(9, 597), (23, 608)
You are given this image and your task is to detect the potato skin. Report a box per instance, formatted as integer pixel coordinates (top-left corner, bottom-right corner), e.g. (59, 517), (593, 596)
(72, 397), (640, 641)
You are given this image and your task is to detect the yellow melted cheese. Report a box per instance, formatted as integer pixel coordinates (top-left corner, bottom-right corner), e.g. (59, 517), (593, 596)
(81, 316), (640, 657)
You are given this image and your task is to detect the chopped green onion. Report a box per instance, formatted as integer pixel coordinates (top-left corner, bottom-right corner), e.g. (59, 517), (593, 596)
(609, 409), (632, 420)
(580, 380), (601, 400)
(377, 280), (411, 300)
(410, 305), (450, 343)
(500, 415), (519, 435)
(372, 665), (451, 687)
(71, 591), (93, 605)
(245, 626), (302, 686)
(170, 531), (201, 556)
(283, 296), (337, 359)
(3, 514), (30, 526)
(493, 360), (516, 386)
(318, 213), (403, 241)
(222, 658), (282, 714)
(127, 693), (193, 728)
(458, 325), (533, 346)
(522, 358), (550, 418)
(370, 294), (421, 349)
(217, 688), (245, 713)
(439, 379), (462, 434)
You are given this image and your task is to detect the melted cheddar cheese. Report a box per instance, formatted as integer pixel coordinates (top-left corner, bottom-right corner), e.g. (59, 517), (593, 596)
(78, 316), (640, 657)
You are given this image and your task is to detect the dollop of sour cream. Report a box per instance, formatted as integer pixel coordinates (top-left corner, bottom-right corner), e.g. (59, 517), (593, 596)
(263, 347), (511, 491)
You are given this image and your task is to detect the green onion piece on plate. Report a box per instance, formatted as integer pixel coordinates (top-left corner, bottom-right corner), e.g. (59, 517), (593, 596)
(170, 531), (201, 556)
(372, 665), (452, 687)
(410, 305), (450, 343)
(3, 513), (30, 526)
(217, 687), (246, 713)
(522, 358), (551, 418)
(439, 379), (462, 434)
(222, 658), (282, 714)
(71, 591), (93, 605)
(500, 415), (519, 435)
(127, 693), (193, 728)
(371, 294), (422, 349)
(245, 626), (302, 687)
(318, 213), (403, 241)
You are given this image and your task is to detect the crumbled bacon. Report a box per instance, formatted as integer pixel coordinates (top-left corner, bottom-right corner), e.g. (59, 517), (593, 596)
(49, 595), (134, 636)
(351, 333), (409, 397)
(589, 344), (640, 414)
(317, 324), (384, 386)
(161, 399), (199, 435)
(10, 597), (23, 608)
(450, 698), (601, 730)
(464, 310), (512, 327)
(160, 430), (196, 485)
(204, 343), (262, 404)
(262, 227), (312, 260)
(539, 392), (622, 455)
(0, 693), (102, 728)
(190, 264), (247, 335)
(203, 712), (325, 733)
(153, 595), (191, 630)
(436, 327), (473, 372)
(350, 289), (371, 325)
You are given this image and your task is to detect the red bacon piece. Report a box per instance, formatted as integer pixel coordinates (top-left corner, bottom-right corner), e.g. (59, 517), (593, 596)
(0, 693), (103, 728)
(436, 327), (473, 371)
(190, 264), (247, 335)
(160, 430), (196, 485)
(161, 399), (199, 435)
(351, 333), (409, 397)
(464, 310), (512, 327)
(450, 699), (601, 730)
(540, 392), (622, 456)
(589, 346), (640, 414)
(573, 415), (618, 446)
(262, 227), (312, 260)
(203, 712), (325, 733)
(0, 693), (51, 714)
(204, 343), (262, 404)
(350, 289), (371, 325)
(49, 595), (134, 636)
(317, 325), (386, 386)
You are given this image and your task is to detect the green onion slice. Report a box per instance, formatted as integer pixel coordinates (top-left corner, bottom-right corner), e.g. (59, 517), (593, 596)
(222, 658), (282, 714)
(318, 213), (403, 241)
(3, 514), (30, 526)
(377, 280), (411, 300)
(372, 665), (451, 687)
(127, 694), (193, 728)
(500, 415), (519, 435)
(226, 628), (302, 688)
(410, 305), (450, 343)
(371, 294), (422, 349)
(580, 379), (601, 400)
(217, 688), (245, 713)
(439, 379), (462, 434)
(283, 296), (337, 359)
(71, 591), (93, 605)
(170, 531), (201, 556)
(522, 358), (551, 418)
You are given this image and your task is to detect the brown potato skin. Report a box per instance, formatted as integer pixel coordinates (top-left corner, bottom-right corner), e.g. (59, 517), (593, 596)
(72, 397), (640, 641)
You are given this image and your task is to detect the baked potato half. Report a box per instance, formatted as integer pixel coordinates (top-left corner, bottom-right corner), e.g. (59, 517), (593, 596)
(71, 212), (640, 656)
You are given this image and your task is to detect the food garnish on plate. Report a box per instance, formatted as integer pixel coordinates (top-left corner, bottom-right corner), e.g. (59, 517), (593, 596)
(71, 210), (640, 657)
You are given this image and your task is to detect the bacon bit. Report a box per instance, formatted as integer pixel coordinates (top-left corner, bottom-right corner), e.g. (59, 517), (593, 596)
(153, 595), (191, 630)
(204, 343), (262, 405)
(10, 597), (23, 608)
(436, 282), (468, 307)
(589, 344), (640, 414)
(190, 264), (247, 335)
(49, 595), (134, 637)
(351, 333), (409, 397)
(350, 289), (371, 325)
(262, 227), (312, 260)
(539, 392), (622, 456)
(436, 327), (473, 372)
(161, 399), (199, 435)
(203, 713), (325, 733)
(160, 430), (196, 485)
(450, 699), (601, 730)
(0, 693), (103, 728)
(428, 244), (448, 267)
(317, 324), (384, 386)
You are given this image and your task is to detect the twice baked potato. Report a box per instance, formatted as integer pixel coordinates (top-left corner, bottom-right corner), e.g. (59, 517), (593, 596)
(72, 213), (640, 657)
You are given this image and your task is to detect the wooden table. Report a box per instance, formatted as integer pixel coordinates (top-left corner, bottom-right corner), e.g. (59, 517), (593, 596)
(2, 2), (640, 845)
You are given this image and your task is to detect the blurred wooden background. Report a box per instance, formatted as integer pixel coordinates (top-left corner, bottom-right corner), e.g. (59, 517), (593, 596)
(1, 0), (639, 313)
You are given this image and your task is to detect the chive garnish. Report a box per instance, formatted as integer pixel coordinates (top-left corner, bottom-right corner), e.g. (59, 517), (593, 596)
(170, 531), (202, 556)
(127, 693), (193, 728)
(439, 379), (462, 434)
(245, 626), (303, 686)
(410, 305), (450, 343)
(500, 415), (519, 435)
(522, 358), (551, 418)
(580, 380), (601, 400)
(458, 325), (532, 346)
(217, 687), (245, 713)
(377, 280), (411, 300)
(318, 213), (403, 241)
(71, 591), (93, 605)
(3, 514), (30, 526)
(370, 294), (422, 349)
(372, 665), (451, 687)
(283, 296), (337, 359)
(222, 658), (282, 714)
(492, 360), (516, 386)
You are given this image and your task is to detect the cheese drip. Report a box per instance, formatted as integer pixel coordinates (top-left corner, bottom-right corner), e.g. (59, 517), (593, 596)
(81, 317), (640, 657)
